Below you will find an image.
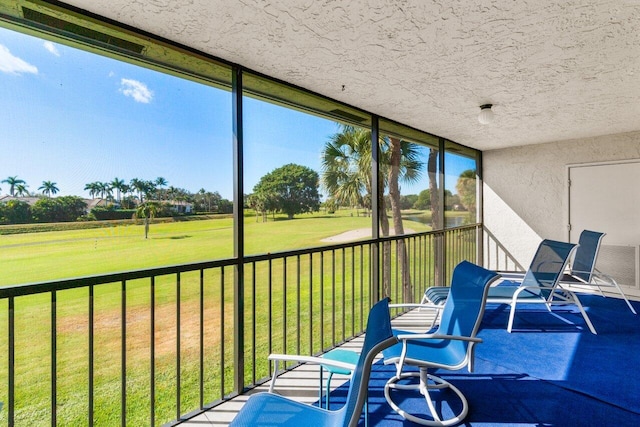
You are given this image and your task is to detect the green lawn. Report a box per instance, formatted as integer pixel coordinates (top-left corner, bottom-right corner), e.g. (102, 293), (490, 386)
(0, 210), (431, 286)
(0, 210), (449, 426)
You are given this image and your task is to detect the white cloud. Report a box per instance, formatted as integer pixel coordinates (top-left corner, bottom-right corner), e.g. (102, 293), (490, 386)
(43, 41), (60, 57)
(119, 78), (153, 103)
(0, 44), (38, 75)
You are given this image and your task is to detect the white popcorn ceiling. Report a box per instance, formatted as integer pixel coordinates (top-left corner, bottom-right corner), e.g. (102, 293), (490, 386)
(64, 0), (640, 151)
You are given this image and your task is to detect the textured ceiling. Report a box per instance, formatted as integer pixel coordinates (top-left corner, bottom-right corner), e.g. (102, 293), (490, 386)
(63, 0), (640, 151)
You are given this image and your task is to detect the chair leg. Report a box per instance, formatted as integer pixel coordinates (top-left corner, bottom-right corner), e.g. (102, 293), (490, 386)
(432, 308), (441, 328)
(594, 283), (607, 298)
(363, 397), (368, 427)
(419, 369), (443, 426)
(612, 281), (637, 315)
(507, 302), (516, 333)
(325, 372), (334, 409)
(318, 366), (323, 408)
(572, 295), (597, 334)
(322, 370), (368, 425)
(593, 272), (637, 314)
(384, 368), (469, 426)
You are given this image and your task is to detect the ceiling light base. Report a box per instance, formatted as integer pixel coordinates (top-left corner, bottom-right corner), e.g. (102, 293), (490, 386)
(478, 104), (494, 125)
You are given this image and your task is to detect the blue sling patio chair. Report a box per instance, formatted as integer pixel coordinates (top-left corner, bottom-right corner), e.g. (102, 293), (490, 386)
(382, 261), (499, 426)
(229, 298), (398, 427)
(424, 239), (597, 334)
(559, 230), (636, 314)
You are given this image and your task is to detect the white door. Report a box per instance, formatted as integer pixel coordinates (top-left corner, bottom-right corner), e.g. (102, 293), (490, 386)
(568, 160), (640, 291)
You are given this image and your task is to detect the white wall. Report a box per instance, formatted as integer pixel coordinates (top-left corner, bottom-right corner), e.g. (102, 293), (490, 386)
(482, 131), (640, 271)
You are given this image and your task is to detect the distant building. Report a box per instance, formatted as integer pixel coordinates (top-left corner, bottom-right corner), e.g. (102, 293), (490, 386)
(84, 198), (110, 212)
(147, 199), (193, 214)
(0, 195), (41, 205)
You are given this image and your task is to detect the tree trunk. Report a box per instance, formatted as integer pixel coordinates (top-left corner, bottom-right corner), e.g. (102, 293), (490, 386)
(378, 172), (391, 298)
(388, 137), (412, 302)
(428, 148), (443, 286)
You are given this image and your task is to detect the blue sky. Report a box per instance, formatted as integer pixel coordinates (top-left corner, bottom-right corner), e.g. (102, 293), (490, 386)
(0, 26), (474, 201)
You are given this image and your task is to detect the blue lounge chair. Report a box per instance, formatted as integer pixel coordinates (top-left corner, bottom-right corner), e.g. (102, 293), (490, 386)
(229, 298), (397, 427)
(425, 239), (597, 334)
(488, 239), (598, 334)
(382, 261), (499, 426)
(559, 230), (636, 314)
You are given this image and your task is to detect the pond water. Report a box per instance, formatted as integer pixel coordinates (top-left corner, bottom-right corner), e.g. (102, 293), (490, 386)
(405, 214), (467, 228)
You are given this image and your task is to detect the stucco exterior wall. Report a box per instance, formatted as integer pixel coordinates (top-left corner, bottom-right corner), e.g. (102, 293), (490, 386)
(482, 132), (640, 271)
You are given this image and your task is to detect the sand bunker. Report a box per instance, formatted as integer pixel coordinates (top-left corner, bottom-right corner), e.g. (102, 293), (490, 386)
(321, 228), (415, 243)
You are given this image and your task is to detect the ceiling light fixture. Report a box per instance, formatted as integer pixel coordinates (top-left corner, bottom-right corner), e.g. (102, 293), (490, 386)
(478, 104), (494, 125)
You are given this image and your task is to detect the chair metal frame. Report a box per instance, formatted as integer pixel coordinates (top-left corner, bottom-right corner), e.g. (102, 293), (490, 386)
(559, 230), (636, 314)
(382, 261), (499, 426)
(484, 240), (598, 334)
(229, 298), (397, 427)
(425, 240), (598, 334)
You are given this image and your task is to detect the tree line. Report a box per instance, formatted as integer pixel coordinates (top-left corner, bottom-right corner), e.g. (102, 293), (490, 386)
(245, 127), (476, 222)
(0, 175), (232, 225)
(244, 165), (472, 221)
(1, 176), (60, 198)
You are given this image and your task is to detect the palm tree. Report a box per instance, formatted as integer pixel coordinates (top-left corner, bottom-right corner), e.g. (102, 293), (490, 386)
(119, 183), (134, 208)
(38, 181), (59, 198)
(385, 136), (423, 301)
(94, 182), (111, 200)
(321, 125), (392, 293)
(321, 126), (372, 215)
(144, 180), (157, 201)
(456, 169), (477, 216)
(84, 182), (100, 198)
(167, 186), (178, 202)
(130, 178), (143, 202)
(155, 177), (168, 200)
(321, 125), (423, 299)
(2, 176), (26, 197)
(110, 177), (126, 203)
(15, 183), (30, 197)
(130, 178), (155, 203)
(197, 188), (208, 212)
(133, 202), (159, 239)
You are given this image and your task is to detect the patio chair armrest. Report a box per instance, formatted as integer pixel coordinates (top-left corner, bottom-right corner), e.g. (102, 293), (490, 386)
(267, 353), (356, 393)
(567, 269), (591, 276)
(507, 285), (557, 299)
(496, 270), (526, 275)
(395, 333), (483, 344)
(591, 268), (616, 284)
(494, 271), (526, 286)
(268, 353), (356, 371)
(389, 303), (444, 311)
(496, 270), (526, 279)
(522, 284), (562, 292)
